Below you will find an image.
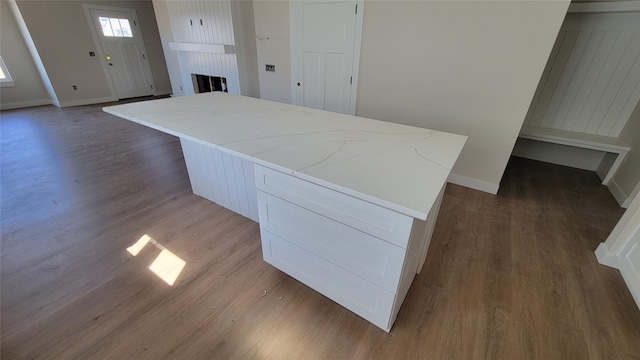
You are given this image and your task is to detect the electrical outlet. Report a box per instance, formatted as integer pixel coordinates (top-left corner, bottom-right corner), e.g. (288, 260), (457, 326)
(265, 64), (275, 72)
(89, 51), (96, 57)
(72, 85), (77, 90)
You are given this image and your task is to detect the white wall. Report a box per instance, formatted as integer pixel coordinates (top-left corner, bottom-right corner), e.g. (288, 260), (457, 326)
(253, 0), (570, 193)
(611, 101), (640, 205)
(253, 0), (291, 104)
(355, 1), (570, 193)
(0, 1), (51, 110)
(15, 0), (171, 107)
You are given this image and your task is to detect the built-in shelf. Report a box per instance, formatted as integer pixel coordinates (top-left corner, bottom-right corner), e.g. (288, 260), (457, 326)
(168, 42), (235, 54)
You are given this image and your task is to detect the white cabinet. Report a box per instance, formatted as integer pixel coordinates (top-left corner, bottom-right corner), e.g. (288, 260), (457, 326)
(254, 164), (444, 332)
(166, 0), (235, 45)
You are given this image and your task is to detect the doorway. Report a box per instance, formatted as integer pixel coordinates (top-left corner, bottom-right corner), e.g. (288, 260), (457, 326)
(290, 0), (364, 115)
(85, 5), (155, 99)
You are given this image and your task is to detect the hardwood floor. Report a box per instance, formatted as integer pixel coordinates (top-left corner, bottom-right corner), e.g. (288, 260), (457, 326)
(1, 103), (639, 359)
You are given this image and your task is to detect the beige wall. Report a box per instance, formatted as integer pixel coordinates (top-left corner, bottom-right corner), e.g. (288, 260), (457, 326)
(0, 1), (51, 110)
(612, 101), (640, 202)
(253, 0), (570, 193)
(233, 0), (261, 98)
(15, 0), (171, 107)
(253, 0), (291, 104)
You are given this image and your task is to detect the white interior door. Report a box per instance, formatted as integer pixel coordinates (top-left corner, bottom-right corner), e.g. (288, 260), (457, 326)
(89, 8), (154, 99)
(290, 0), (363, 115)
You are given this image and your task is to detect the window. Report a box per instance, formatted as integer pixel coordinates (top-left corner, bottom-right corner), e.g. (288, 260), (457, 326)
(0, 56), (14, 87)
(99, 17), (133, 38)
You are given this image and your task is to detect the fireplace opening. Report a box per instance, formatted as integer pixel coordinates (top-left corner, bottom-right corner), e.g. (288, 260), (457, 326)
(192, 74), (227, 93)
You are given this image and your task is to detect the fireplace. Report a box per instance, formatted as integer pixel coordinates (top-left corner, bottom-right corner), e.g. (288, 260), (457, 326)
(192, 74), (228, 93)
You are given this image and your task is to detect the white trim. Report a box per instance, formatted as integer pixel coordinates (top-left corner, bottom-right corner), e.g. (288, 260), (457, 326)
(83, 4), (158, 98)
(607, 178), (629, 208)
(595, 242), (618, 268)
(58, 96), (117, 108)
(0, 98), (53, 111)
(447, 173), (499, 195)
(349, 0), (364, 116)
(568, 1), (640, 13)
(168, 42), (235, 54)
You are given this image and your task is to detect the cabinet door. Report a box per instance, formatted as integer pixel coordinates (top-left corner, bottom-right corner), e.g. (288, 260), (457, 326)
(167, 0), (236, 45)
(167, 1), (193, 42)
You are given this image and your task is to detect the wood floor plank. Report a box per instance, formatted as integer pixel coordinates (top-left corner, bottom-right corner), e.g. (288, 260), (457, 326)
(1, 102), (639, 359)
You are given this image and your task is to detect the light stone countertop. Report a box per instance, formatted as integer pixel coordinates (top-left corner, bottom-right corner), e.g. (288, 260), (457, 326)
(103, 93), (467, 220)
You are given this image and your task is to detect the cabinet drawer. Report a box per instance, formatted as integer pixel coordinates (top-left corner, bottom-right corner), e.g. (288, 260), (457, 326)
(261, 229), (395, 332)
(254, 165), (413, 248)
(258, 191), (405, 292)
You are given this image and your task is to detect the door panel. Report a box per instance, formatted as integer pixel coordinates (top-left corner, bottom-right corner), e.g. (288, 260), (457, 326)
(291, 0), (361, 115)
(89, 8), (154, 99)
(303, 52), (321, 109)
(324, 53), (346, 113)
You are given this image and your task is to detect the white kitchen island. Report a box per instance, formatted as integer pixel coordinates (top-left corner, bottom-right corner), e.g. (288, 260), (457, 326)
(103, 93), (467, 332)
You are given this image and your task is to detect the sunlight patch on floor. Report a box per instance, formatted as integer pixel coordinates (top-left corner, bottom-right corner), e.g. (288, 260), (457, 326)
(127, 234), (152, 256)
(149, 248), (186, 286)
(127, 234), (186, 286)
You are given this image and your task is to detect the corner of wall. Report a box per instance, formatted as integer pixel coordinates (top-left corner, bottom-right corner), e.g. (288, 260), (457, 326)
(447, 173), (499, 195)
(607, 178), (629, 208)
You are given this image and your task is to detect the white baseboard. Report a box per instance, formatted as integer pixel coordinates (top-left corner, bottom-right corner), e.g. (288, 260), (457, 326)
(0, 98), (53, 111)
(447, 173), (499, 195)
(595, 242), (618, 269)
(155, 89), (172, 96)
(607, 179), (629, 208)
(59, 96), (117, 108)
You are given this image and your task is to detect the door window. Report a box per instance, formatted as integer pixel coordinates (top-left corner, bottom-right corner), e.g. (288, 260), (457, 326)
(99, 17), (133, 38)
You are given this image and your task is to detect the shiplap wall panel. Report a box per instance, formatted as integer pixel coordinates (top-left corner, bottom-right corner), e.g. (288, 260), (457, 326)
(590, 31), (640, 135)
(179, 138), (258, 221)
(524, 12), (640, 137)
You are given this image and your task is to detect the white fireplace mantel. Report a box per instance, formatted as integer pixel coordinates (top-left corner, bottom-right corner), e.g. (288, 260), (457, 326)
(168, 42), (235, 54)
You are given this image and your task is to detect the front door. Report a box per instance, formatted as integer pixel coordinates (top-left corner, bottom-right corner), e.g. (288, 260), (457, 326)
(290, 0), (363, 115)
(88, 7), (154, 99)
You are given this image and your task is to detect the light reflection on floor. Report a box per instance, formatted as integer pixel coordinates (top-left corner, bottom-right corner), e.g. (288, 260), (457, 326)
(127, 234), (186, 286)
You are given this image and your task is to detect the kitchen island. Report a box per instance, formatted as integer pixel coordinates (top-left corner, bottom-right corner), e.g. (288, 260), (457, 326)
(104, 93), (467, 332)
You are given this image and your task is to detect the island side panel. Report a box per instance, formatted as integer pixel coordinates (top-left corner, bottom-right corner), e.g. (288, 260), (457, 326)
(179, 138), (258, 221)
(387, 184), (446, 329)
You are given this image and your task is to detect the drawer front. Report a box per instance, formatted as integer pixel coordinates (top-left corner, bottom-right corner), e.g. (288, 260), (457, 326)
(258, 191), (405, 292)
(261, 229), (395, 332)
(254, 165), (413, 248)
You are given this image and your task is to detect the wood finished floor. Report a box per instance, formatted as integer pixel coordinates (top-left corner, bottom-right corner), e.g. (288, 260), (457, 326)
(1, 102), (639, 359)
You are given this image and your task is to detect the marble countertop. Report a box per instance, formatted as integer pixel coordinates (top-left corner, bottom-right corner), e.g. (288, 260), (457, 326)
(103, 93), (467, 219)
